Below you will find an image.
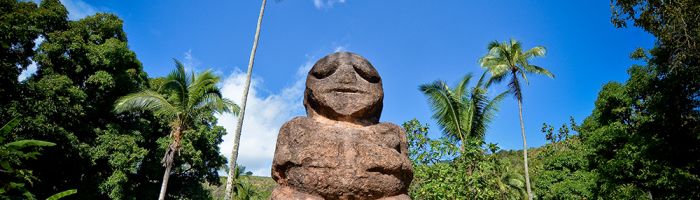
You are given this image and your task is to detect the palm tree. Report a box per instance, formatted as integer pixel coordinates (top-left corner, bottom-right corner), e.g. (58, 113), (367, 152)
(479, 39), (554, 200)
(419, 72), (507, 152)
(230, 165), (257, 200)
(114, 60), (239, 200)
(224, 0), (267, 199)
(495, 164), (527, 200)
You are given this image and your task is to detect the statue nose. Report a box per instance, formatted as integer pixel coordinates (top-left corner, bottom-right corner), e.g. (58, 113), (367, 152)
(335, 64), (357, 84)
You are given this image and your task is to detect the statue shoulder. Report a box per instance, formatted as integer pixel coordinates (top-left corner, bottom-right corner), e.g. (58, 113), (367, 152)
(373, 122), (405, 133)
(281, 117), (314, 129)
(278, 116), (317, 137)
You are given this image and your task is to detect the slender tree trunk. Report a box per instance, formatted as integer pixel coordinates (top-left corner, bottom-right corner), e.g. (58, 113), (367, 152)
(158, 127), (181, 200)
(224, 0), (266, 199)
(158, 155), (174, 200)
(518, 100), (533, 200)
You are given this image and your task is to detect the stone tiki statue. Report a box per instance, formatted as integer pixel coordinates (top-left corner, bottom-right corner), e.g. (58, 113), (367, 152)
(270, 52), (413, 200)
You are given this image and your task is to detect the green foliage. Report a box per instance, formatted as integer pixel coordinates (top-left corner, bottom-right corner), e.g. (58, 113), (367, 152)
(203, 165), (274, 200)
(419, 72), (507, 149)
(0, 1), (235, 199)
(113, 59), (238, 199)
(0, 0), (67, 118)
(531, 121), (596, 200)
(205, 176), (275, 200)
(0, 118), (55, 199)
(228, 165), (260, 200)
(404, 119), (526, 200)
(479, 39), (553, 102)
(575, 0), (700, 199)
(114, 59), (239, 125)
(45, 189), (77, 200)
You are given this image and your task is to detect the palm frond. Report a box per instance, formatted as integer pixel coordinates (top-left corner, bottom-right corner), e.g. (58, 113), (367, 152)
(467, 88), (489, 140)
(487, 70), (509, 88)
(419, 81), (465, 141)
(523, 46), (546, 58)
(188, 70), (221, 108)
(225, 99), (241, 114)
(46, 189), (77, 200)
(194, 92), (237, 115)
(486, 40), (500, 50)
(523, 64), (555, 78)
(5, 140), (56, 149)
(476, 71), (489, 88)
(509, 39), (522, 57)
(114, 90), (178, 118)
(1, 118), (19, 137)
(165, 59), (190, 107)
(484, 90), (508, 115)
(454, 73), (473, 99)
(519, 69), (529, 85)
(482, 90), (509, 133)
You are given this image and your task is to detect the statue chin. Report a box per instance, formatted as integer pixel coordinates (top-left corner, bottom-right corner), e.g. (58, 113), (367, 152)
(308, 91), (379, 122)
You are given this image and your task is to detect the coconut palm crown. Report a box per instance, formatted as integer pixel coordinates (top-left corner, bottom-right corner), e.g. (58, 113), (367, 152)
(479, 39), (554, 101)
(113, 59), (239, 200)
(419, 72), (507, 150)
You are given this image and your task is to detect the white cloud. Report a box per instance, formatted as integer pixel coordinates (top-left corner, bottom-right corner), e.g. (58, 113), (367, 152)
(217, 58), (313, 176)
(313, 0), (347, 9)
(182, 49), (201, 73)
(333, 46), (347, 52)
(60, 0), (98, 20)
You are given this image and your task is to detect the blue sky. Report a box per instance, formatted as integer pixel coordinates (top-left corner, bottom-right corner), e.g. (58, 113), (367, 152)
(56, 0), (655, 175)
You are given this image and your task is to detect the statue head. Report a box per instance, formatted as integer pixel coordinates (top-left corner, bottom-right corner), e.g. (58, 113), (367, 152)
(304, 52), (384, 125)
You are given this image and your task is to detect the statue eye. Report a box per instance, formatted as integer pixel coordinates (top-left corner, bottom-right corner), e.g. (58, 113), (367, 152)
(310, 62), (337, 79)
(353, 64), (380, 83)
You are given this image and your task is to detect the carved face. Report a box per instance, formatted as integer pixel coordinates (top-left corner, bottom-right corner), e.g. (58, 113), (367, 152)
(304, 52), (384, 124)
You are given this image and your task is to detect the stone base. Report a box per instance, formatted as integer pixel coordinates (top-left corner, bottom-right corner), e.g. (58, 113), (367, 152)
(269, 186), (411, 200)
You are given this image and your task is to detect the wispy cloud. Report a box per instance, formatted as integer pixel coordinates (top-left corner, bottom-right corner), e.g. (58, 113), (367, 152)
(313, 0), (347, 9)
(216, 58), (313, 176)
(182, 49), (201, 73)
(60, 0), (98, 20)
(334, 45), (348, 53)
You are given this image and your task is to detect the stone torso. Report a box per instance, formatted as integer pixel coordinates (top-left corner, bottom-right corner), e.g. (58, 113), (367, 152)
(272, 117), (412, 199)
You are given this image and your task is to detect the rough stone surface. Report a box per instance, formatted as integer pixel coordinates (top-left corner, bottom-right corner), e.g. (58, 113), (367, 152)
(270, 52), (413, 200)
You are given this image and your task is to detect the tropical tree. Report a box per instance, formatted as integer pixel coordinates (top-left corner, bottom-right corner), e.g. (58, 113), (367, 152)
(481, 144), (527, 200)
(231, 165), (258, 200)
(419, 72), (507, 151)
(225, 0), (267, 199)
(479, 39), (554, 200)
(114, 60), (239, 200)
(405, 119), (527, 199)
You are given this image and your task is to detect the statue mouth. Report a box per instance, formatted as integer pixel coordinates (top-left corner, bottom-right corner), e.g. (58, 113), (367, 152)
(329, 87), (363, 94)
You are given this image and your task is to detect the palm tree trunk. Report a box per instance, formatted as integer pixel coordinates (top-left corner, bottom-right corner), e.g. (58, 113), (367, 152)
(158, 153), (174, 200)
(518, 100), (533, 200)
(224, 0), (266, 199)
(158, 127), (181, 200)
